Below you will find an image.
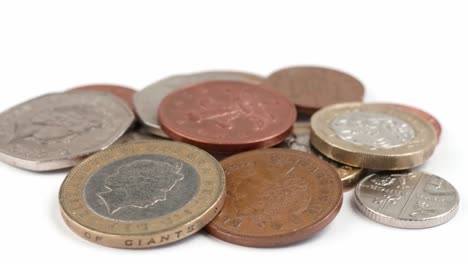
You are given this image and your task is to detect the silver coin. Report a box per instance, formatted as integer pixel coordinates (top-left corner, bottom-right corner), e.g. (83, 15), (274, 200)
(133, 71), (264, 137)
(354, 171), (459, 228)
(112, 129), (160, 146)
(0, 91), (134, 171)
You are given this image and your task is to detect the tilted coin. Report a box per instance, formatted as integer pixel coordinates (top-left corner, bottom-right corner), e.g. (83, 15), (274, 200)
(67, 84), (137, 112)
(386, 103), (442, 142)
(59, 140), (225, 248)
(112, 129), (159, 145)
(354, 171), (459, 228)
(278, 123), (364, 189)
(206, 149), (342, 247)
(0, 91), (134, 171)
(310, 103), (438, 170)
(159, 80), (296, 154)
(134, 71), (264, 137)
(263, 66), (364, 114)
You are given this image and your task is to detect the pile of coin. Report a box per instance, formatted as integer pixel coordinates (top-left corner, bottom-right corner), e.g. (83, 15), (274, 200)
(0, 66), (459, 248)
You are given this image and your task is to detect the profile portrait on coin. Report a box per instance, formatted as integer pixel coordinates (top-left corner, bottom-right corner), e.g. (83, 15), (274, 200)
(97, 160), (184, 214)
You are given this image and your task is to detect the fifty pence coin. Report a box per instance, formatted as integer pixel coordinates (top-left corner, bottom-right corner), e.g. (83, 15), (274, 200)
(386, 103), (442, 142)
(206, 149), (342, 247)
(134, 71), (264, 137)
(0, 91), (134, 171)
(60, 140), (225, 248)
(67, 84), (137, 112)
(278, 123), (364, 189)
(159, 80), (296, 154)
(263, 66), (365, 114)
(310, 103), (438, 170)
(354, 171), (459, 228)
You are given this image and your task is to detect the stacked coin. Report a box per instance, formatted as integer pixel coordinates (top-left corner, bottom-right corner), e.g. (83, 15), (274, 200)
(0, 67), (458, 249)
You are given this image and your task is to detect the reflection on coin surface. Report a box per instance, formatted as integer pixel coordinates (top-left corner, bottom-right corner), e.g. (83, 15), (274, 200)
(60, 140), (225, 248)
(206, 149), (342, 247)
(278, 125), (364, 189)
(67, 84), (137, 112)
(0, 91), (134, 171)
(386, 103), (442, 142)
(310, 103), (437, 170)
(264, 66), (364, 114)
(159, 80), (296, 154)
(354, 171), (459, 228)
(134, 71), (264, 137)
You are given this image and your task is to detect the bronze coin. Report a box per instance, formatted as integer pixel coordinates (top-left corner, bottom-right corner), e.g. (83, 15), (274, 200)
(206, 148), (343, 247)
(158, 80), (296, 154)
(67, 84), (136, 112)
(263, 66), (365, 114)
(386, 103), (442, 141)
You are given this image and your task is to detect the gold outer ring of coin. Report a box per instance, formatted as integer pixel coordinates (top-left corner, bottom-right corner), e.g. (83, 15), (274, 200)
(292, 122), (365, 190)
(59, 140), (225, 248)
(309, 103), (438, 170)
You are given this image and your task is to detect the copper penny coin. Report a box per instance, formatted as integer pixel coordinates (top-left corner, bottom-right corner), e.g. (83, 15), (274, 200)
(158, 80), (297, 154)
(206, 148), (343, 247)
(386, 103), (442, 141)
(67, 84), (136, 112)
(263, 66), (365, 114)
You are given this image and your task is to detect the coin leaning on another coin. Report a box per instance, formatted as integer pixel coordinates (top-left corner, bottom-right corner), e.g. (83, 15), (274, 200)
(59, 140), (225, 248)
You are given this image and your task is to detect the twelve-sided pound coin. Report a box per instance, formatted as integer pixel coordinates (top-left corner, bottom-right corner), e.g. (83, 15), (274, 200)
(0, 91), (134, 171)
(59, 140), (225, 248)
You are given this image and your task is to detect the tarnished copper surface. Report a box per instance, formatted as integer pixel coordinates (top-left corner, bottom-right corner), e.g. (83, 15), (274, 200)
(206, 149), (343, 247)
(264, 66), (365, 114)
(67, 84), (136, 112)
(158, 80), (296, 154)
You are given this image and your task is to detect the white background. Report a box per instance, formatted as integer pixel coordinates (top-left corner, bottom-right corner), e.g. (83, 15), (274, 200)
(0, 1), (466, 263)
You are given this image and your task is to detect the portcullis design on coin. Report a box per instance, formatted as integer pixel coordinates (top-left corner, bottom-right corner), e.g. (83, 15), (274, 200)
(0, 91), (134, 171)
(310, 103), (438, 170)
(206, 149), (342, 247)
(159, 80), (296, 154)
(59, 140), (225, 248)
(354, 171), (459, 228)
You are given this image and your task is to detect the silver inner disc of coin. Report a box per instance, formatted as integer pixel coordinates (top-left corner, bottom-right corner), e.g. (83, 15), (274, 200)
(354, 171), (459, 228)
(331, 111), (415, 150)
(84, 154), (200, 221)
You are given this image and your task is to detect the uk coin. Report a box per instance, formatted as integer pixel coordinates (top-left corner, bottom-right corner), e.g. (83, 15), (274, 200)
(0, 91), (134, 171)
(354, 171), (459, 228)
(278, 124), (364, 189)
(310, 103), (437, 170)
(134, 71), (264, 137)
(67, 84), (137, 112)
(159, 80), (296, 154)
(60, 140), (225, 248)
(112, 130), (157, 145)
(206, 149), (342, 247)
(264, 66), (364, 114)
(386, 103), (442, 141)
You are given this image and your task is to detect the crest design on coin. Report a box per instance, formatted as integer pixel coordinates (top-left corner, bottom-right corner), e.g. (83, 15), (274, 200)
(331, 111), (415, 150)
(206, 149), (342, 247)
(60, 140), (225, 248)
(159, 81), (296, 153)
(96, 160), (185, 214)
(310, 103), (437, 170)
(134, 71), (264, 137)
(354, 171), (459, 228)
(0, 91), (134, 171)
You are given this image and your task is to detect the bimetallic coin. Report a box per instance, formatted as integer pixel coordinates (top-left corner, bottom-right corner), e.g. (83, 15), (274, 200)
(0, 91), (134, 171)
(60, 140), (225, 248)
(354, 171), (459, 228)
(264, 66), (364, 114)
(206, 149), (342, 247)
(134, 71), (264, 137)
(310, 103), (437, 170)
(278, 124), (364, 189)
(67, 84), (137, 112)
(386, 103), (442, 142)
(159, 80), (296, 154)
